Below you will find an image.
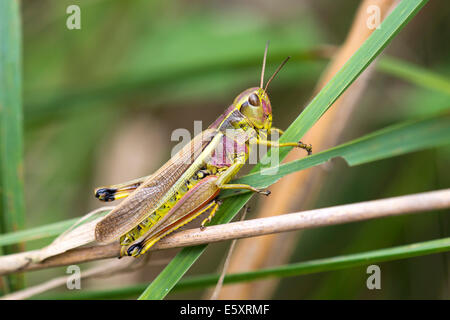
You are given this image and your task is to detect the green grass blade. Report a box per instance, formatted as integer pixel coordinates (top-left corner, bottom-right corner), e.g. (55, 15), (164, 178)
(138, 0), (429, 300)
(0, 218), (78, 247)
(41, 237), (449, 299)
(225, 114), (450, 195)
(0, 0), (25, 292)
(0, 208), (111, 246)
(378, 57), (450, 96)
(176, 237), (450, 291)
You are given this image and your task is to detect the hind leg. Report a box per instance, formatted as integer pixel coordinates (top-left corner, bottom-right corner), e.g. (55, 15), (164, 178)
(94, 175), (150, 202)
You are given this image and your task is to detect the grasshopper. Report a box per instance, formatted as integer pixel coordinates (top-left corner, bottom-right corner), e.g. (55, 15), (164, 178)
(94, 44), (312, 258)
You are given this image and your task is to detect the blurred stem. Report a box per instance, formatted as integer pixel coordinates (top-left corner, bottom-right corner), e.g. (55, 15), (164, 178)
(0, 0), (25, 292)
(35, 237), (450, 300)
(25, 50), (450, 126)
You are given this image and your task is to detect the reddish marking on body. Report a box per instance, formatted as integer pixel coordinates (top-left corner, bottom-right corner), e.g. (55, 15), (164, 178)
(209, 135), (248, 167)
(261, 98), (271, 115)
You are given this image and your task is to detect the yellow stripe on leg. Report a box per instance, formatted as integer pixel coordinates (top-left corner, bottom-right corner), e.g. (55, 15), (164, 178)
(220, 183), (270, 195)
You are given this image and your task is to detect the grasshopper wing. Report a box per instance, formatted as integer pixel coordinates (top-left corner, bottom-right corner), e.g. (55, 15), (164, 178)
(95, 129), (217, 244)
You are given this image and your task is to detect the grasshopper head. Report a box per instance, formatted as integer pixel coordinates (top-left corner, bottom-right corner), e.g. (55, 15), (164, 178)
(234, 87), (272, 131)
(233, 43), (289, 133)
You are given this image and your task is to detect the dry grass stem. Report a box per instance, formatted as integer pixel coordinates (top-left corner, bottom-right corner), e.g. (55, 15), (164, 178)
(0, 189), (448, 277)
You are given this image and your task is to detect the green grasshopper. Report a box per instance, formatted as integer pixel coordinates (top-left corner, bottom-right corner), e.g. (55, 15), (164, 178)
(94, 44), (312, 258)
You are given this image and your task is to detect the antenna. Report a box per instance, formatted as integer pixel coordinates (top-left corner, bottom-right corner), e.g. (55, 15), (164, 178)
(260, 41), (270, 88)
(264, 56), (290, 92)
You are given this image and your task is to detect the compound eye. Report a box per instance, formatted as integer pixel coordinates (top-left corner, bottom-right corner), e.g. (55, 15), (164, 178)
(248, 93), (260, 106)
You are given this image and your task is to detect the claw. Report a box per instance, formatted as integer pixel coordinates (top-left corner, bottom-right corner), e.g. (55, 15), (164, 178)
(95, 188), (117, 202)
(126, 243), (143, 257)
(297, 141), (312, 155)
(200, 200), (221, 231)
(200, 216), (212, 230)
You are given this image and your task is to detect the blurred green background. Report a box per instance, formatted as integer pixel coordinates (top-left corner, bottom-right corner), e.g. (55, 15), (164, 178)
(14, 0), (450, 299)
